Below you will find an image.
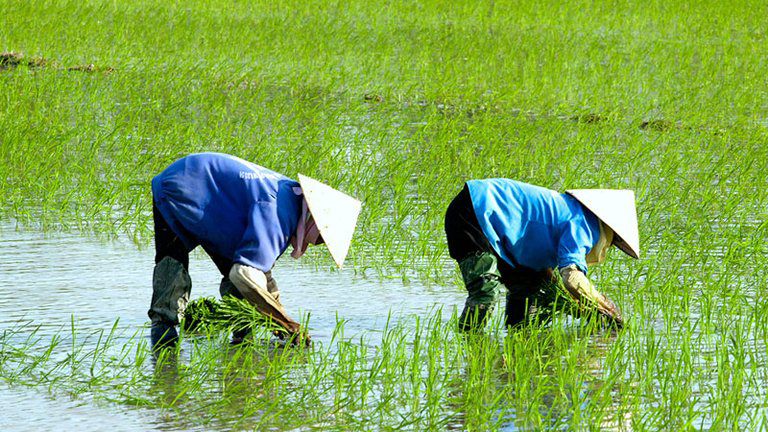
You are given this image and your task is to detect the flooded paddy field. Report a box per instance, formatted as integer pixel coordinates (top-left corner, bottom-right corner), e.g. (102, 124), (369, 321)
(2, 223), (766, 430)
(3, 0), (768, 430)
(0, 224), (465, 429)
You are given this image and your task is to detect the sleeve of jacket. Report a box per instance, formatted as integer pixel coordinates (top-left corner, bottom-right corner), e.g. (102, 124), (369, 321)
(232, 202), (288, 272)
(556, 218), (593, 274)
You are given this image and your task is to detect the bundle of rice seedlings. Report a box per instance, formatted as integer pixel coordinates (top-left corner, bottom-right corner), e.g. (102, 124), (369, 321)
(181, 296), (289, 338)
(181, 297), (222, 332)
(527, 275), (622, 328)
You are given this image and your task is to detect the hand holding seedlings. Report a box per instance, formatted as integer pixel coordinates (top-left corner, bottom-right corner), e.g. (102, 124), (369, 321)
(148, 152), (361, 349)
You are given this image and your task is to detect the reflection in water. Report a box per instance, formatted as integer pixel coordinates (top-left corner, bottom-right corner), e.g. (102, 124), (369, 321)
(0, 385), (158, 430)
(2, 225), (766, 429)
(441, 327), (632, 431)
(0, 224), (464, 429)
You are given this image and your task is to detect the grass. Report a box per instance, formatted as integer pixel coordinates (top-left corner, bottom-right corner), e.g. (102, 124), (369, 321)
(2, 0), (768, 429)
(0, 306), (678, 430)
(2, 301), (761, 430)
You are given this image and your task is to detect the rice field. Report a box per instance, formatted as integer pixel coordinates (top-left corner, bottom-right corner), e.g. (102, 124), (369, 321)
(2, 0), (768, 430)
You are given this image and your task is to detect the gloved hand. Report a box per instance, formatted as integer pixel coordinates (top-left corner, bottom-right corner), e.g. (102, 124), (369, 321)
(559, 264), (624, 327)
(229, 263), (302, 335)
(598, 295), (624, 328)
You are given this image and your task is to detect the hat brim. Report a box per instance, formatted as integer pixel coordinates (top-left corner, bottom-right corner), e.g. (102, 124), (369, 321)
(298, 174), (362, 268)
(565, 189), (640, 259)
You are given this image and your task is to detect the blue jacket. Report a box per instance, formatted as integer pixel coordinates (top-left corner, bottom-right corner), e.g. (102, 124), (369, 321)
(152, 153), (302, 272)
(467, 179), (600, 274)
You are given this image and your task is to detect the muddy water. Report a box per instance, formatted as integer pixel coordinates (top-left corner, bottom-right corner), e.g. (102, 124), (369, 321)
(0, 224), (464, 430)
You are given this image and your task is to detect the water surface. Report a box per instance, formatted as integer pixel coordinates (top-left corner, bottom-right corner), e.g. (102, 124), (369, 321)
(0, 224), (464, 429)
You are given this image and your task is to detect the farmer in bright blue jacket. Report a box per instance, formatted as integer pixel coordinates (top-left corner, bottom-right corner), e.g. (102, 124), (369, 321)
(444, 179), (640, 331)
(149, 153), (361, 348)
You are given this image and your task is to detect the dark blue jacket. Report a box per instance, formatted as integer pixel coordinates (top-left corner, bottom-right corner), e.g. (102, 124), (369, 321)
(152, 153), (302, 271)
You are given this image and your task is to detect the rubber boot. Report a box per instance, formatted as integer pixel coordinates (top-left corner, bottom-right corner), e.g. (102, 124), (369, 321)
(458, 302), (495, 332)
(148, 257), (191, 349)
(151, 322), (178, 349)
(456, 252), (504, 332)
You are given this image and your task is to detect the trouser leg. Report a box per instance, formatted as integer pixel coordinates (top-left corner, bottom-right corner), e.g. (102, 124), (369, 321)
(457, 252), (504, 331)
(149, 203), (192, 325)
(219, 277), (241, 299)
(205, 249), (242, 301)
(153, 203), (189, 269)
(149, 203), (192, 348)
(148, 256), (191, 348)
(148, 256), (192, 326)
(504, 288), (531, 327)
(503, 267), (555, 327)
(444, 184), (506, 331)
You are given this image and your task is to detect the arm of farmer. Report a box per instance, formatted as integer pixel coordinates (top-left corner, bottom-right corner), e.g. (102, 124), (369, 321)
(230, 202), (305, 338)
(558, 222), (624, 326)
(558, 265), (623, 326)
(228, 264), (302, 334)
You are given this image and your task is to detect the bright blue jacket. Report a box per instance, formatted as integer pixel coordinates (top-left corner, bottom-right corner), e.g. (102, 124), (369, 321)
(151, 153), (302, 272)
(467, 179), (599, 274)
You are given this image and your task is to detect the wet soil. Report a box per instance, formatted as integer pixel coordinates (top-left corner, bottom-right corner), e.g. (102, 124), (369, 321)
(1, 51), (113, 73)
(0, 52), (23, 69)
(571, 113), (608, 124)
(639, 119), (679, 132)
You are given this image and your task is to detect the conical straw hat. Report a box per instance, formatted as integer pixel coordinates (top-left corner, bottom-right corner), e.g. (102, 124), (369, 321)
(298, 174), (362, 268)
(565, 189), (640, 259)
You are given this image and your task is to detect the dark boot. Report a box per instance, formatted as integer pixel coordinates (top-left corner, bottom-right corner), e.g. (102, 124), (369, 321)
(458, 302), (494, 332)
(230, 327), (251, 345)
(148, 257), (191, 349)
(456, 252), (504, 332)
(151, 321), (178, 349)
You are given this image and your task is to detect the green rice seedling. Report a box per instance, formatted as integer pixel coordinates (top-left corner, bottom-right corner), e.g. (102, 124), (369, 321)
(0, 300), (764, 429)
(180, 297), (222, 334)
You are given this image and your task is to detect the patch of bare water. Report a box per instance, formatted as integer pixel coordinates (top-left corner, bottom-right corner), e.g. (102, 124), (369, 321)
(0, 387), (160, 431)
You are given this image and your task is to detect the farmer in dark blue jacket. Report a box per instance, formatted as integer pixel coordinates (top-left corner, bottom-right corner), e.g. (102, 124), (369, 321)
(149, 153), (361, 348)
(444, 179), (639, 331)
